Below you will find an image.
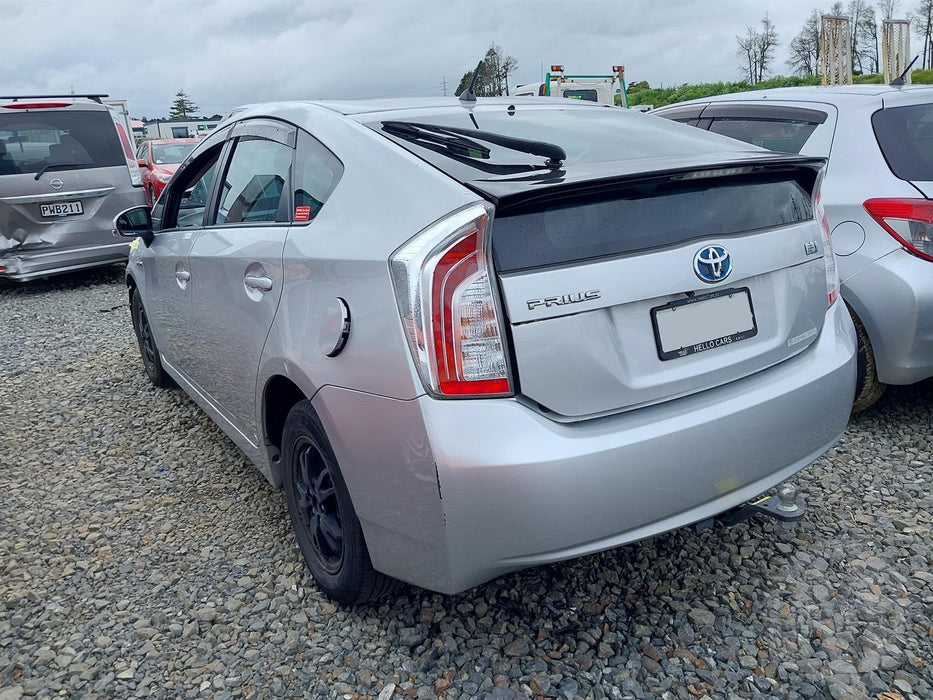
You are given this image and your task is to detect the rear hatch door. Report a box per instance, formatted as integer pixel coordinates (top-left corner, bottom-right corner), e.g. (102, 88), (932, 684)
(480, 156), (829, 419)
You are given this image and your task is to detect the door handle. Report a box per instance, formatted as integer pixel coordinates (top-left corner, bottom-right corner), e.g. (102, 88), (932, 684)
(244, 275), (273, 292)
(175, 270), (190, 282)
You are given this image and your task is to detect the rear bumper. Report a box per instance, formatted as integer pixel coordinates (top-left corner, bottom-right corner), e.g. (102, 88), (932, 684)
(843, 249), (933, 385)
(315, 301), (856, 594)
(0, 239), (130, 281)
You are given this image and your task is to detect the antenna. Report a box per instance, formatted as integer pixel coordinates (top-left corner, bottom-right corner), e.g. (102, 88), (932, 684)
(459, 60), (483, 104)
(890, 54), (919, 86)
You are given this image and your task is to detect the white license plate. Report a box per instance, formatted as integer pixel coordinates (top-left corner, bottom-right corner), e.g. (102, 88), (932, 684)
(40, 201), (83, 217)
(651, 287), (757, 360)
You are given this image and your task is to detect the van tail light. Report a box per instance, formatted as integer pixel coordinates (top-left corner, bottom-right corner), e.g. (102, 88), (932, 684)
(814, 189), (839, 306)
(112, 118), (143, 187)
(863, 198), (933, 262)
(390, 202), (512, 398)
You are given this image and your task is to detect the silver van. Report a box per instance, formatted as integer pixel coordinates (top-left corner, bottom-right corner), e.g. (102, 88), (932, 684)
(0, 94), (147, 281)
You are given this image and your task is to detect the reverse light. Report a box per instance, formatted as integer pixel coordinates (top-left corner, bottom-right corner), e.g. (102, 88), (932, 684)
(863, 198), (933, 262)
(390, 202), (512, 398)
(814, 189), (839, 306)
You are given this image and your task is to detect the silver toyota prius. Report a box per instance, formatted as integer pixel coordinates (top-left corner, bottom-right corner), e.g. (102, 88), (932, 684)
(114, 97), (856, 604)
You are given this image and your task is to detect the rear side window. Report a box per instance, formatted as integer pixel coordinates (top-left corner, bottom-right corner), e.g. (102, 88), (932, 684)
(561, 89), (598, 102)
(873, 103), (933, 180)
(707, 118), (818, 154)
(0, 110), (124, 175)
(492, 173), (816, 273)
(292, 130), (343, 223)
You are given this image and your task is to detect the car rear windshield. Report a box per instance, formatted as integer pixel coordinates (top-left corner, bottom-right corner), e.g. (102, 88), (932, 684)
(707, 118), (818, 154)
(872, 103), (933, 181)
(0, 110), (124, 176)
(152, 142), (196, 164)
(492, 172), (815, 273)
(561, 89), (598, 102)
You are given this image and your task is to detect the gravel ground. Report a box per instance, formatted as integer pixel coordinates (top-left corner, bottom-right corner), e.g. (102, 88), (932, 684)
(0, 265), (931, 700)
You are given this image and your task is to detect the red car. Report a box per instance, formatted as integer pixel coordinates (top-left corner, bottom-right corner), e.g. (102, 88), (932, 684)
(135, 138), (198, 206)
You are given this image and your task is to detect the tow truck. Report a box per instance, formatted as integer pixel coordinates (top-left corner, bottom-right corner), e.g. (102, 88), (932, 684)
(513, 65), (629, 107)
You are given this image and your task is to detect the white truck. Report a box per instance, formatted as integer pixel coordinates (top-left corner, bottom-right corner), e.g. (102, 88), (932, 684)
(513, 65), (629, 107)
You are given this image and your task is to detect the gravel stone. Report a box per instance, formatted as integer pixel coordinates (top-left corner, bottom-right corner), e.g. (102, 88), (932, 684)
(2, 266), (932, 699)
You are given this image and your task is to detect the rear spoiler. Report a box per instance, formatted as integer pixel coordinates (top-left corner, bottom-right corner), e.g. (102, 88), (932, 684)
(0, 94), (108, 104)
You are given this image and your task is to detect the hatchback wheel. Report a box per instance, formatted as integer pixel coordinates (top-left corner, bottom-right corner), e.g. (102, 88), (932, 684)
(850, 309), (886, 413)
(131, 287), (173, 388)
(282, 400), (393, 605)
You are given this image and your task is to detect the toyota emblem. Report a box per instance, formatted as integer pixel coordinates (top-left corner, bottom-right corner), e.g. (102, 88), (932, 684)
(694, 245), (732, 283)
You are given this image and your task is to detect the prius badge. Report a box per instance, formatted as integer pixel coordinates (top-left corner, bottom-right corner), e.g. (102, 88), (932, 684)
(694, 245), (732, 283)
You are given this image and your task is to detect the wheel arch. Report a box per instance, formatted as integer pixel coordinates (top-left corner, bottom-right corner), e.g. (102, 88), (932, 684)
(262, 374), (309, 487)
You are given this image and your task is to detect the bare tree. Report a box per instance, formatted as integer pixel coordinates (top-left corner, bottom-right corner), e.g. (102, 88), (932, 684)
(914, 0), (933, 68)
(788, 10), (822, 76)
(879, 0), (902, 19)
(855, 2), (880, 72)
(736, 14), (779, 84)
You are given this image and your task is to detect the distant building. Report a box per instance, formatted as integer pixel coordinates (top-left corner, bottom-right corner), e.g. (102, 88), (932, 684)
(141, 118), (221, 140)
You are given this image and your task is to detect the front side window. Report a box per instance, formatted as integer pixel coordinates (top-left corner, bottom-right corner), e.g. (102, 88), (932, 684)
(157, 147), (221, 230)
(214, 137), (292, 225)
(171, 126), (190, 138)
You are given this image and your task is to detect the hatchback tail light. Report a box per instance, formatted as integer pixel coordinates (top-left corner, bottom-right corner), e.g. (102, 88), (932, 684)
(814, 189), (839, 306)
(863, 198), (933, 262)
(390, 202), (512, 398)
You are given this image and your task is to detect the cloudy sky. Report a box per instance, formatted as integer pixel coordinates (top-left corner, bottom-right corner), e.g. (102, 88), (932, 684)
(1, 0), (908, 119)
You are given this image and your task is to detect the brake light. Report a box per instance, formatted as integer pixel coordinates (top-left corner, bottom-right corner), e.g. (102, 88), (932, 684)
(863, 198), (933, 262)
(390, 202), (512, 398)
(814, 189), (839, 306)
(2, 102), (72, 109)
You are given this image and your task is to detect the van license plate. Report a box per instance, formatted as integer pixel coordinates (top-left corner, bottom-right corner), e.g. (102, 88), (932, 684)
(651, 287), (757, 361)
(40, 201), (83, 217)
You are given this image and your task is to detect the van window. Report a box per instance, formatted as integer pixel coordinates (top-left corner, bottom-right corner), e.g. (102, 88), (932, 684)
(0, 111), (124, 175)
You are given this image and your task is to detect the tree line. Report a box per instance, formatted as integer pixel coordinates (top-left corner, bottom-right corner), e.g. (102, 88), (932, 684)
(739, 0), (933, 85)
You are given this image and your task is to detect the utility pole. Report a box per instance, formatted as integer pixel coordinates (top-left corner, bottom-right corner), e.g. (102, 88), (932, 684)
(442, 77), (448, 97)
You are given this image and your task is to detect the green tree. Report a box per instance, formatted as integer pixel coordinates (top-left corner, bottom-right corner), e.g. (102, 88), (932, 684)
(169, 90), (199, 120)
(455, 43), (519, 97)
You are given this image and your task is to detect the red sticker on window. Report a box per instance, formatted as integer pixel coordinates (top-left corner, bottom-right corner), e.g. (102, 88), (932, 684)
(295, 205), (311, 221)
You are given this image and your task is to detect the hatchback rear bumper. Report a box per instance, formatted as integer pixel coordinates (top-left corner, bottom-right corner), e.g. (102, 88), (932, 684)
(315, 301), (856, 594)
(844, 248), (933, 385)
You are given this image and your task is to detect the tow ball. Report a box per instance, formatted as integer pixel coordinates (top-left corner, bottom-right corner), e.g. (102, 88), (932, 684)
(694, 482), (805, 532)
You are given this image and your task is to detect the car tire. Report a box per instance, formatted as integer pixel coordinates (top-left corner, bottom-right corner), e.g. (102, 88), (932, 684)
(282, 400), (394, 605)
(850, 309), (886, 413)
(130, 287), (174, 388)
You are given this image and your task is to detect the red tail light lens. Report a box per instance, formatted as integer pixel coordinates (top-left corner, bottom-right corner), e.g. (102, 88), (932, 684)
(2, 102), (72, 109)
(863, 198), (933, 262)
(391, 203), (512, 398)
(814, 189), (839, 306)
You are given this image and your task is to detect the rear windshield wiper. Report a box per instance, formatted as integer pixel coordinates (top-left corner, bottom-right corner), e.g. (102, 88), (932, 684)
(34, 162), (90, 181)
(382, 121), (566, 167)
(382, 121), (491, 160)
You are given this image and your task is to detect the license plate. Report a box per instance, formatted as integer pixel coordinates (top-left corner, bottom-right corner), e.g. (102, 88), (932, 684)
(40, 201), (83, 217)
(651, 287), (757, 361)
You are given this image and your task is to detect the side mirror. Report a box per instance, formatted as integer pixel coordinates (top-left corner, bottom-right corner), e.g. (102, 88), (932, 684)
(113, 205), (154, 246)
(137, 159), (149, 169)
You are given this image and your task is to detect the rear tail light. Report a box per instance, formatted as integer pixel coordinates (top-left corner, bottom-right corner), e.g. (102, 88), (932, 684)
(112, 118), (143, 187)
(390, 202), (512, 398)
(863, 198), (933, 262)
(814, 189), (839, 306)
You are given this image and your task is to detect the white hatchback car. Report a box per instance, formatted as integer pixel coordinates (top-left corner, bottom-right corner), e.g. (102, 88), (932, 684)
(655, 85), (933, 411)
